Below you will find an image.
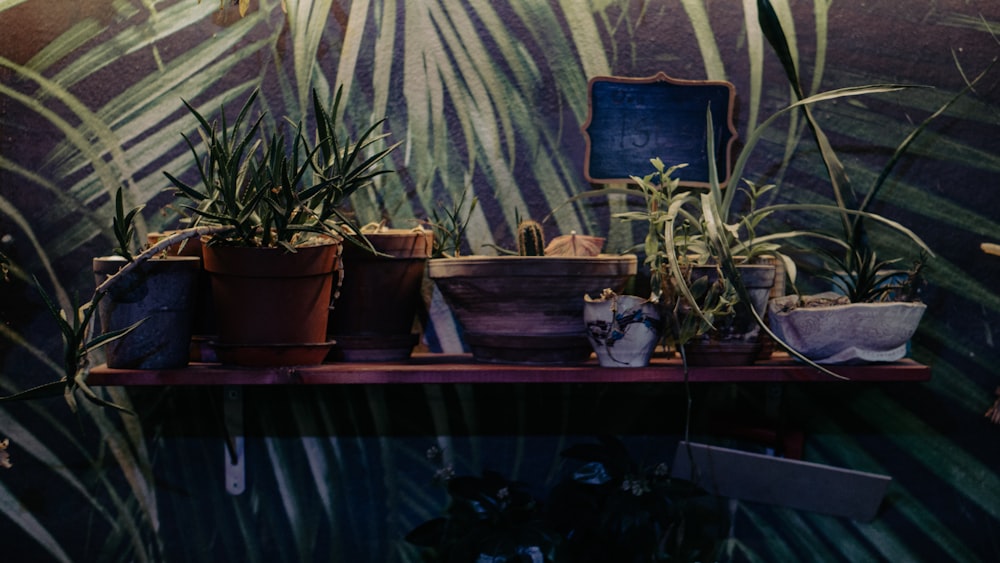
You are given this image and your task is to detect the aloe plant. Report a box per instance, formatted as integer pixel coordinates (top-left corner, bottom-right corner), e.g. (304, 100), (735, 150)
(165, 86), (399, 252)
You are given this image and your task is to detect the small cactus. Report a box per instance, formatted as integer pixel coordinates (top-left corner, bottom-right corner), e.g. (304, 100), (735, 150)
(517, 220), (546, 256)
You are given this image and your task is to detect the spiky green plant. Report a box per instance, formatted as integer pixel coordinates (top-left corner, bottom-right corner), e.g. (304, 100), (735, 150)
(164, 86), (398, 252)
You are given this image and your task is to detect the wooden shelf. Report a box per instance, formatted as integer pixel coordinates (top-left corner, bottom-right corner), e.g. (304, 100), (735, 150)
(87, 353), (931, 386)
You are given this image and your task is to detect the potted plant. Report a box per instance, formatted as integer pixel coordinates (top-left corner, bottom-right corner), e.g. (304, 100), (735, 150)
(547, 436), (725, 562)
(575, 162), (698, 369)
(571, 153), (782, 368)
(662, 157), (781, 367)
(144, 229), (216, 362)
(92, 188), (202, 369)
(427, 216), (637, 365)
(165, 86), (399, 366)
(748, 0), (989, 365)
(583, 288), (665, 368)
(326, 221), (434, 361)
(767, 260), (929, 363)
(0, 218), (223, 413)
(405, 447), (561, 562)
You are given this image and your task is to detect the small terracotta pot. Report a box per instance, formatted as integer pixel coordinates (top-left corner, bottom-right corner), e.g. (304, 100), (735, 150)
(327, 229), (434, 361)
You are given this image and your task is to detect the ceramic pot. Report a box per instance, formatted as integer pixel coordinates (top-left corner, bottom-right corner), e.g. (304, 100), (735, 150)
(147, 232), (215, 362)
(767, 292), (927, 364)
(584, 293), (664, 367)
(428, 255), (637, 364)
(201, 242), (342, 366)
(93, 255), (201, 369)
(327, 229), (434, 361)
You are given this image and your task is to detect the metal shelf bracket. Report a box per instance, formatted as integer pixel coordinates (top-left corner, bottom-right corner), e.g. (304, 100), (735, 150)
(223, 385), (245, 495)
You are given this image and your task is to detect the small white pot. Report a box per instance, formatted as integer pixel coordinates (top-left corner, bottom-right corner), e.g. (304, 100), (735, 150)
(768, 292), (927, 364)
(583, 292), (663, 367)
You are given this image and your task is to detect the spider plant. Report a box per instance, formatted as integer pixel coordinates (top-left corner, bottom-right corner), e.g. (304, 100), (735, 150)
(755, 0), (993, 302)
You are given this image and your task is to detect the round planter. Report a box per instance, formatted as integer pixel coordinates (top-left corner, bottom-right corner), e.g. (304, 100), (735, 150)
(683, 263), (776, 366)
(201, 242), (342, 366)
(584, 293), (664, 367)
(327, 229), (434, 361)
(93, 255), (201, 369)
(767, 292), (927, 364)
(427, 255), (637, 364)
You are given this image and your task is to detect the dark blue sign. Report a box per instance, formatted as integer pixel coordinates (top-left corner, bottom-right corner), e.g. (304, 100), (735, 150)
(583, 73), (738, 187)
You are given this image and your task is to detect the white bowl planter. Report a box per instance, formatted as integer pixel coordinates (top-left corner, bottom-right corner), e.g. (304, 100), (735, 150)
(768, 292), (927, 364)
(583, 292), (663, 367)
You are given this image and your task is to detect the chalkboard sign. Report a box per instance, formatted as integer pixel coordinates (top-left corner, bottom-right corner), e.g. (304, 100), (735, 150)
(583, 72), (738, 187)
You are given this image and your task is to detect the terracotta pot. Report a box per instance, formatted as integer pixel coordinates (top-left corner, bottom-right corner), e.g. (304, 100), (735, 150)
(584, 293), (664, 367)
(682, 263), (776, 366)
(93, 256), (201, 369)
(428, 255), (637, 364)
(327, 229), (434, 361)
(768, 292), (927, 364)
(201, 242), (342, 366)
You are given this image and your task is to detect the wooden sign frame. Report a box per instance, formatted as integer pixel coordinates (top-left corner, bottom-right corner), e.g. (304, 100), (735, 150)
(582, 72), (738, 188)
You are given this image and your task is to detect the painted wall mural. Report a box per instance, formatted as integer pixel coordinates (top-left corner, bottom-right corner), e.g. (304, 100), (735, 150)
(1, 0), (999, 561)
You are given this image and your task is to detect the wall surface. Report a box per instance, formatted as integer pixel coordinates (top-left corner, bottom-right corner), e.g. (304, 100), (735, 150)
(1, 1), (999, 561)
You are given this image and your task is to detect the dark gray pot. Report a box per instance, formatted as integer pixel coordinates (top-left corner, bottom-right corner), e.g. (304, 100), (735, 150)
(93, 256), (201, 369)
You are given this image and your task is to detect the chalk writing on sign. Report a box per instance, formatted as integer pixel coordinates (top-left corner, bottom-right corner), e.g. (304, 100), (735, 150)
(583, 73), (737, 187)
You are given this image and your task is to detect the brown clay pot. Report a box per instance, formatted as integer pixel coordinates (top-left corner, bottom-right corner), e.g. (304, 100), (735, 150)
(327, 229), (434, 362)
(201, 242), (342, 366)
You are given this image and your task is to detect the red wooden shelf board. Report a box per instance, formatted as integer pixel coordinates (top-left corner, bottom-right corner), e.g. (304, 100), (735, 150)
(87, 353), (931, 386)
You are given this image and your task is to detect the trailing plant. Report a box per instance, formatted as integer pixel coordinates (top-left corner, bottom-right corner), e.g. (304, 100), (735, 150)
(1, 212), (226, 411)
